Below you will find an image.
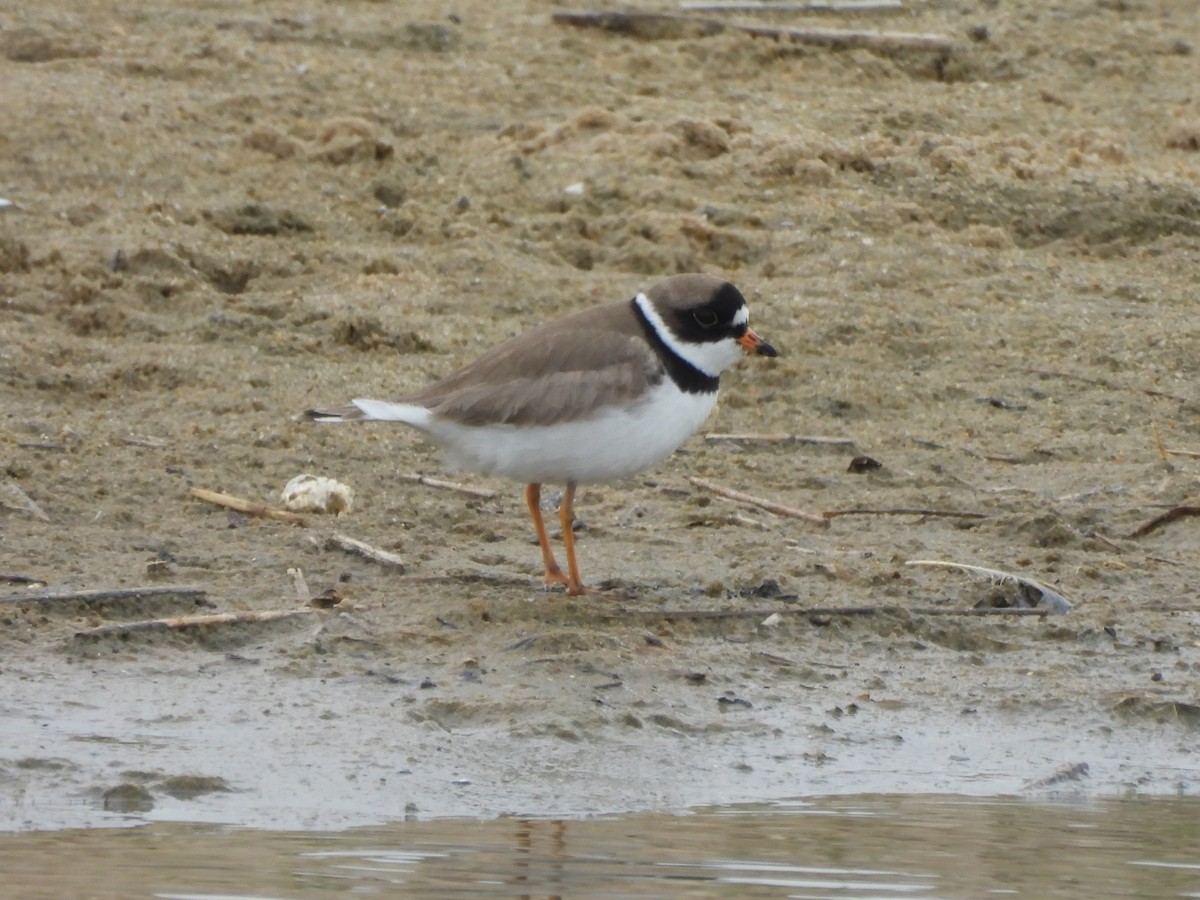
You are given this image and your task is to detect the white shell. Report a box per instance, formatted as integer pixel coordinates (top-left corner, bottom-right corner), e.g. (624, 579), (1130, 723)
(281, 474), (355, 515)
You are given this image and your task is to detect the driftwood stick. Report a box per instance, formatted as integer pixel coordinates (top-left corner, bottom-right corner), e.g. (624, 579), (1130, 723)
(190, 487), (308, 526)
(399, 473), (498, 499)
(1127, 506), (1200, 540)
(683, 0), (903, 11)
(705, 432), (856, 448)
(552, 10), (955, 53)
(738, 21), (954, 51)
(75, 608), (313, 639)
(0, 584), (208, 608)
(605, 605), (1054, 621)
(826, 507), (988, 520)
(326, 533), (406, 570)
(687, 476), (829, 526)
(121, 434), (167, 448)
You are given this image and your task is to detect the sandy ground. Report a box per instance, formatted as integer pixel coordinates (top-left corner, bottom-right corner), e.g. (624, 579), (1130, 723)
(2, 0), (1199, 830)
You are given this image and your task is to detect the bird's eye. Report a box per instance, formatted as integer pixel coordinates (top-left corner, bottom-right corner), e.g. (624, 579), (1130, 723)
(693, 309), (719, 328)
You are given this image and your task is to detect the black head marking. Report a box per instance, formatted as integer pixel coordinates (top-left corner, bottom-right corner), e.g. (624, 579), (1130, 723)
(631, 275), (751, 394)
(661, 281), (749, 346)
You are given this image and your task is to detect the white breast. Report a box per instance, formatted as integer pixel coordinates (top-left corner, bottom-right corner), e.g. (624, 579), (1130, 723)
(419, 380), (718, 484)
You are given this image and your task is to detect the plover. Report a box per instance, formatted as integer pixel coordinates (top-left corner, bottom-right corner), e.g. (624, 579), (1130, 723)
(298, 273), (777, 595)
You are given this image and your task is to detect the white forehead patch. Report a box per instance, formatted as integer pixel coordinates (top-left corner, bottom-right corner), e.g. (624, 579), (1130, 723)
(636, 292), (744, 378)
(732, 306), (749, 327)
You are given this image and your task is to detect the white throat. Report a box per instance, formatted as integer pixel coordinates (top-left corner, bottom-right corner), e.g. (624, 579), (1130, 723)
(634, 292), (743, 377)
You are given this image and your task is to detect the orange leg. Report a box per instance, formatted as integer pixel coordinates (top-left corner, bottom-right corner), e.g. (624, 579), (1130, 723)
(559, 481), (598, 596)
(525, 483), (569, 588)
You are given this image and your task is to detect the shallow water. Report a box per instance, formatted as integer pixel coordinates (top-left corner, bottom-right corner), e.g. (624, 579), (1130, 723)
(2, 795), (1198, 899)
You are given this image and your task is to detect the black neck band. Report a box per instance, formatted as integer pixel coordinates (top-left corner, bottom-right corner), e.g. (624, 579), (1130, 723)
(631, 298), (720, 395)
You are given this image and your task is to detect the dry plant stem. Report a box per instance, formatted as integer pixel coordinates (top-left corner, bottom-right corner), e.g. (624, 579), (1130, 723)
(288, 567), (312, 602)
(1127, 506), (1200, 540)
(682, 0), (902, 10)
(190, 487), (308, 526)
(551, 10), (955, 53)
(826, 507), (987, 520)
(965, 449), (1024, 464)
(607, 605), (1054, 621)
(121, 434), (167, 448)
(326, 533), (406, 570)
(738, 21), (951, 51)
(1151, 420), (1168, 462)
(0, 584), (208, 608)
(76, 609), (313, 638)
(1, 483), (49, 521)
(1164, 447), (1200, 459)
(705, 432), (856, 447)
(399, 472), (498, 498)
(687, 476), (829, 526)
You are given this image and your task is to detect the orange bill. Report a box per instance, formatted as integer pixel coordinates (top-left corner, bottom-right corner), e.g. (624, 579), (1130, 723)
(737, 328), (778, 357)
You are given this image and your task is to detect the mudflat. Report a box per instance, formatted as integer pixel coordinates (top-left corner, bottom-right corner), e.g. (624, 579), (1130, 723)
(2, 0), (1198, 830)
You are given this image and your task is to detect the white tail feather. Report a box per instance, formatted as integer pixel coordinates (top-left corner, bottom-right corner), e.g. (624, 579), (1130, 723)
(352, 398), (433, 428)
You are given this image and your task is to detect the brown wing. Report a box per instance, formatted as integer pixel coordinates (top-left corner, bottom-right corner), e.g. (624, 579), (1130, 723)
(405, 304), (664, 427)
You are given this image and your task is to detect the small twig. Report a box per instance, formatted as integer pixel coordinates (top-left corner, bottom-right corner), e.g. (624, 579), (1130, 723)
(1, 483), (50, 521)
(963, 448), (1025, 464)
(733, 20), (956, 51)
(1164, 447), (1200, 459)
(326, 533), (406, 570)
(1151, 419), (1168, 462)
(0, 584), (208, 608)
(605, 605), (1054, 621)
(121, 434), (167, 449)
(683, 0), (902, 10)
(1082, 530), (1125, 553)
(552, 10), (955, 53)
(190, 486), (307, 526)
(75, 608), (313, 639)
(687, 476), (828, 526)
(785, 541), (875, 559)
(288, 567), (312, 603)
(705, 432), (856, 448)
(731, 512), (771, 530)
(905, 560), (1072, 614)
(1126, 506), (1200, 540)
(826, 507), (988, 520)
(399, 473), (498, 499)
(1024, 761), (1090, 790)
(689, 512), (773, 530)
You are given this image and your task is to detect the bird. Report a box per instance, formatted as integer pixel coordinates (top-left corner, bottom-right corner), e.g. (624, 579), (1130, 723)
(297, 273), (778, 596)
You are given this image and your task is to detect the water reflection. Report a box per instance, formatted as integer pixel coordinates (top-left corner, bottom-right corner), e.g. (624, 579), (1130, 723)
(1, 796), (1198, 898)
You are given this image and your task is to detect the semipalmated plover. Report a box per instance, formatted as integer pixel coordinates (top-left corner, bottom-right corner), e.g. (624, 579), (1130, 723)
(298, 273), (777, 595)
